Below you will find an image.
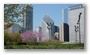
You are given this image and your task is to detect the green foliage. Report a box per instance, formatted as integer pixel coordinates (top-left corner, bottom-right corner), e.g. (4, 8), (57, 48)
(4, 4), (20, 22)
(4, 4), (33, 29)
(4, 30), (22, 46)
(13, 33), (22, 42)
(4, 30), (11, 42)
(4, 23), (12, 29)
(37, 42), (48, 46)
(4, 44), (84, 49)
(25, 40), (37, 45)
(5, 42), (18, 46)
(47, 40), (63, 45)
(4, 39), (84, 49)
(4, 4), (32, 22)
(4, 4), (21, 21)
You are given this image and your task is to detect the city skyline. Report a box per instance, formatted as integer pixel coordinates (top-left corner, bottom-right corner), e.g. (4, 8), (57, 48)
(33, 4), (76, 30)
(4, 4), (84, 49)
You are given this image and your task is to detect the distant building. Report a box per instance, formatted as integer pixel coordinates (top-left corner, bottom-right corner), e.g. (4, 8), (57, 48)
(62, 8), (68, 24)
(54, 26), (59, 32)
(54, 32), (59, 40)
(23, 5), (33, 31)
(42, 15), (55, 41)
(35, 27), (42, 42)
(19, 27), (27, 33)
(54, 26), (59, 40)
(59, 8), (69, 42)
(59, 23), (69, 42)
(9, 23), (21, 33)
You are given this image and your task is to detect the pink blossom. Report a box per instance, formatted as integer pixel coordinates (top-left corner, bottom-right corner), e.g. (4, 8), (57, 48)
(20, 30), (43, 42)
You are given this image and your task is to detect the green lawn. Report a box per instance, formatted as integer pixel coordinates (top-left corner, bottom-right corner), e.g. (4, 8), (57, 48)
(4, 44), (84, 49)
(4, 40), (84, 49)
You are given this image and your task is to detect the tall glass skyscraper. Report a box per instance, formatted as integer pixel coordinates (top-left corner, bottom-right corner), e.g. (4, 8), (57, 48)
(23, 5), (33, 30)
(62, 8), (68, 23)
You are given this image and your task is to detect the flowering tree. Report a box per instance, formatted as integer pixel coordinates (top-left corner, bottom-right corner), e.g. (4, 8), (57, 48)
(35, 31), (44, 41)
(20, 30), (43, 42)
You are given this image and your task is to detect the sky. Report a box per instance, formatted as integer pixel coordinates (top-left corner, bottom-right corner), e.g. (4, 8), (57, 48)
(33, 4), (77, 30)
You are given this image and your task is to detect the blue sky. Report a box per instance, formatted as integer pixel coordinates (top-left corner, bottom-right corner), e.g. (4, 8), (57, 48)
(32, 4), (76, 30)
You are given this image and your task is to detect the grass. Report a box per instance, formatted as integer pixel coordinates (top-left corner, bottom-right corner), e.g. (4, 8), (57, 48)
(4, 44), (84, 49)
(4, 40), (84, 49)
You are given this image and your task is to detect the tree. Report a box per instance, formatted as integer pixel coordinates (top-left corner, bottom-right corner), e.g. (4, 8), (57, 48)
(20, 30), (43, 42)
(4, 4), (32, 29)
(4, 4), (20, 22)
(4, 4), (21, 29)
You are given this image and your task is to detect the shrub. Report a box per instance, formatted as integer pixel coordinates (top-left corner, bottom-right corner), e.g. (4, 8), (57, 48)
(25, 40), (37, 45)
(4, 30), (22, 42)
(13, 33), (22, 42)
(4, 30), (11, 42)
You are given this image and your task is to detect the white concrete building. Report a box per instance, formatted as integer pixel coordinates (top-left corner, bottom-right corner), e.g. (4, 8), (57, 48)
(42, 15), (55, 41)
(61, 4), (84, 43)
(59, 23), (64, 42)
(68, 4), (84, 43)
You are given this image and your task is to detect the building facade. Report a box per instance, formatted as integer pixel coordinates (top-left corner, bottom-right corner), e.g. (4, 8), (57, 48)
(35, 27), (42, 42)
(9, 23), (21, 33)
(68, 4), (84, 43)
(23, 5), (33, 31)
(59, 8), (69, 42)
(60, 4), (84, 43)
(54, 32), (59, 40)
(54, 26), (59, 32)
(42, 15), (55, 41)
(62, 8), (68, 24)
(54, 26), (59, 40)
(59, 23), (69, 42)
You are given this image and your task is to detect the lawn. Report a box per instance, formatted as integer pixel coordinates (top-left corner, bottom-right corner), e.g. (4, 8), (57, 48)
(4, 42), (84, 49)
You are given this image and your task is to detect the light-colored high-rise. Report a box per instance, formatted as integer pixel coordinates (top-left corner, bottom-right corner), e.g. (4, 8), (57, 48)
(42, 15), (55, 41)
(59, 4), (84, 43)
(68, 4), (84, 43)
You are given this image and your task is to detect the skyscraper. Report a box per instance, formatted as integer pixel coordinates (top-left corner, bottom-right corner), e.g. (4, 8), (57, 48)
(59, 23), (69, 42)
(59, 8), (69, 42)
(62, 8), (68, 24)
(23, 5), (33, 30)
(68, 4), (84, 43)
(42, 15), (55, 41)
(59, 4), (84, 43)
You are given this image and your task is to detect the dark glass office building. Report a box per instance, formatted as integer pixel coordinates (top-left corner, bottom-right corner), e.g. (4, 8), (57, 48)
(23, 5), (33, 30)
